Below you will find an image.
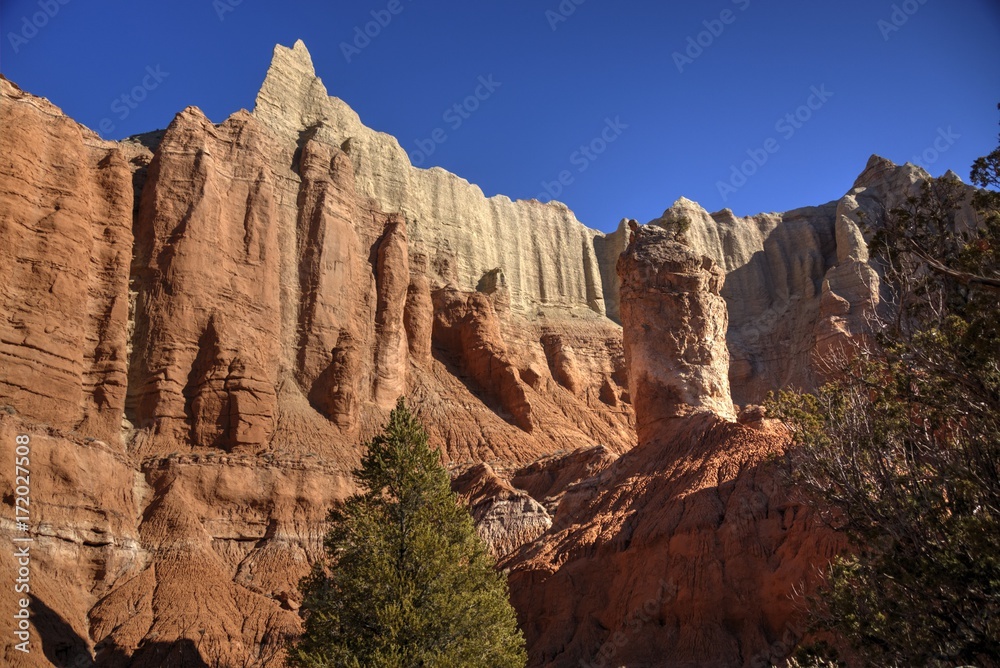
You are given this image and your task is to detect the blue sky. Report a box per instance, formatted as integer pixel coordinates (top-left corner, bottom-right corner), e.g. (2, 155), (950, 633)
(1, 0), (998, 232)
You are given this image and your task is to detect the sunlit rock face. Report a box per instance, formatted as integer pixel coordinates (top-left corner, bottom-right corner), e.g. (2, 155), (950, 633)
(617, 224), (737, 443)
(0, 39), (979, 668)
(0, 46), (634, 666)
(255, 40), (609, 318)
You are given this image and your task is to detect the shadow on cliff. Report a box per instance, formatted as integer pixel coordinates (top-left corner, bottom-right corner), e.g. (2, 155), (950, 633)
(505, 414), (841, 668)
(32, 597), (92, 667)
(99, 639), (210, 668)
(31, 598), (210, 668)
(430, 345), (524, 430)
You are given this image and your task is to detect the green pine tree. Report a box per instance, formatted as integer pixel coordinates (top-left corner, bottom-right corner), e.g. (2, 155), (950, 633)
(289, 398), (527, 668)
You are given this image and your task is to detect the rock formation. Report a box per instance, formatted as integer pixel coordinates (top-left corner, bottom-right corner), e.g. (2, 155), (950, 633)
(254, 40), (607, 317)
(0, 77), (132, 446)
(650, 158), (978, 405)
(503, 229), (842, 667)
(0, 39), (980, 667)
(617, 223), (736, 441)
(0, 45), (633, 667)
(452, 464), (552, 560)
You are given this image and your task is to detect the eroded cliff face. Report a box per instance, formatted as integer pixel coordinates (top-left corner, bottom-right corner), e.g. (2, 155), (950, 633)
(0, 51), (634, 667)
(255, 40), (608, 318)
(453, 463), (553, 560)
(0, 414), (346, 668)
(0, 78), (132, 445)
(649, 157), (977, 405)
(0, 39), (976, 668)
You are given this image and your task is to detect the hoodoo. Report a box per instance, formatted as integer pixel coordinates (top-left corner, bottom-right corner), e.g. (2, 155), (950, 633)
(617, 223), (737, 443)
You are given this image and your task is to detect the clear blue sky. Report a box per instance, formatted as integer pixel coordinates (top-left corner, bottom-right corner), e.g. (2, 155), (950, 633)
(2, 0), (998, 232)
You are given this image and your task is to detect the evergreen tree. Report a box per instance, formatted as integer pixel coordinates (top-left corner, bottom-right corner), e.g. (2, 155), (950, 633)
(772, 115), (1000, 667)
(290, 398), (527, 668)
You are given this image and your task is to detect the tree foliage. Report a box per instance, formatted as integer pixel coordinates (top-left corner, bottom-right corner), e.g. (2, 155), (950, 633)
(770, 113), (1000, 668)
(290, 399), (527, 668)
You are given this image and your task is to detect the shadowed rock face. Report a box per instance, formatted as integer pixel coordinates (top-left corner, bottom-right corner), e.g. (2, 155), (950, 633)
(505, 415), (844, 668)
(432, 287), (537, 432)
(452, 464), (552, 560)
(0, 40), (981, 668)
(648, 159), (979, 405)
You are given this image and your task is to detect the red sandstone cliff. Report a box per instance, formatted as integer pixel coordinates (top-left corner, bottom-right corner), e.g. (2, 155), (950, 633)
(0, 41), (973, 668)
(0, 63), (633, 667)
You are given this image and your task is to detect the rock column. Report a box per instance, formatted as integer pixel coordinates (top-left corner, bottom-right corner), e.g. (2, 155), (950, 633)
(617, 223), (736, 444)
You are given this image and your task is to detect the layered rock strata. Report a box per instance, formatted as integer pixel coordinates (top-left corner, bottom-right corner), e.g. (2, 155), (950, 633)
(617, 223), (736, 442)
(0, 38), (980, 668)
(0, 55), (635, 667)
(453, 464), (553, 560)
(0, 78), (132, 445)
